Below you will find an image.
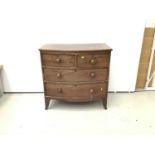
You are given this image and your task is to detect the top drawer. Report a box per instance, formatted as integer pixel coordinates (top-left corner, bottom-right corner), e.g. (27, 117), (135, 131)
(77, 53), (110, 68)
(42, 54), (75, 67)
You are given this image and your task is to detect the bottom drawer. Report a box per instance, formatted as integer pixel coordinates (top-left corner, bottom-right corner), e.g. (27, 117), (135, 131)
(45, 82), (107, 102)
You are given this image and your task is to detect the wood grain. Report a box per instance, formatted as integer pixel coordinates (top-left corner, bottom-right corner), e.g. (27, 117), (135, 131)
(43, 68), (108, 82)
(39, 43), (112, 109)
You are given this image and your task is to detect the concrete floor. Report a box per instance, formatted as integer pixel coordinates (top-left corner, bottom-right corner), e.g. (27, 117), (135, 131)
(1, 92), (155, 155)
(0, 92), (155, 135)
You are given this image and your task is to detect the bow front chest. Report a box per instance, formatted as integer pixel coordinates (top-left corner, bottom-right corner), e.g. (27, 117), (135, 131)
(39, 44), (112, 109)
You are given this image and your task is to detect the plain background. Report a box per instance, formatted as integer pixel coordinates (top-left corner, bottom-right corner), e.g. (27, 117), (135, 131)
(0, 0), (154, 92)
(0, 0), (155, 153)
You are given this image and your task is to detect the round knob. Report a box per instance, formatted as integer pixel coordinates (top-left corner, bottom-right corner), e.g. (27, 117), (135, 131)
(100, 87), (103, 91)
(90, 88), (94, 93)
(90, 59), (96, 64)
(81, 56), (85, 59)
(56, 58), (61, 63)
(56, 73), (61, 78)
(90, 72), (95, 78)
(57, 88), (62, 93)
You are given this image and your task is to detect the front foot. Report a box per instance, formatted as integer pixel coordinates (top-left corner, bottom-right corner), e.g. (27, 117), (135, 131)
(45, 97), (51, 110)
(102, 97), (107, 110)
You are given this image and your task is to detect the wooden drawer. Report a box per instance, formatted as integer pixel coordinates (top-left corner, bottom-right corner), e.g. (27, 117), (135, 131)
(77, 53), (110, 68)
(39, 43), (112, 109)
(43, 68), (108, 82)
(45, 82), (107, 102)
(42, 54), (75, 67)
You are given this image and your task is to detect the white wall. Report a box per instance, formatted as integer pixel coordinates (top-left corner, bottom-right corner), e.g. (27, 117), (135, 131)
(0, 0), (154, 92)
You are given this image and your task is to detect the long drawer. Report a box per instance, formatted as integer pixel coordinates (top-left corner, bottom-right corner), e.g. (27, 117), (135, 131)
(45, 82), (107, 102)
(43, 68), (108, 82)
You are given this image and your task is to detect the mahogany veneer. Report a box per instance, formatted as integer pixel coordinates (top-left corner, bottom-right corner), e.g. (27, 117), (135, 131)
(39, 43), (112, 109)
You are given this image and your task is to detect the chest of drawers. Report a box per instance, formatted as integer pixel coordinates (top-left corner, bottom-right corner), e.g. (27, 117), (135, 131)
(39, 44), (112, 109)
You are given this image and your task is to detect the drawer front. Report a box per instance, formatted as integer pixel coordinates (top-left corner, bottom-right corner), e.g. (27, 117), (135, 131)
(42, 54), (75, 67)
(77, 53), (110, 68)
(45, 83), (107, 101)
(43, 68), (108, 82)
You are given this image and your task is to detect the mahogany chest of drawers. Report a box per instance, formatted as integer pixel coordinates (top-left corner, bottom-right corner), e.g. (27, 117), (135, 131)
(39, 44), (112, 109)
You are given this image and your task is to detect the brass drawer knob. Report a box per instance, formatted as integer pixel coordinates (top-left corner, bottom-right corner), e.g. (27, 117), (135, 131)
(100, 87), (103, 91)
(90, 72), (95, 78)
(57, 88), (62, 93)
(55, 58), (61, 63)
(56, 73), (62, 78)
(81, 56), (85, 59)
(90, 88), (94, 93)
(90, 59), (96, 64)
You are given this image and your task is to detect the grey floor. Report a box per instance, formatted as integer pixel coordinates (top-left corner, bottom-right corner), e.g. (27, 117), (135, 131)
(0, 92), (155, 154)
(0, 91), (155, 135)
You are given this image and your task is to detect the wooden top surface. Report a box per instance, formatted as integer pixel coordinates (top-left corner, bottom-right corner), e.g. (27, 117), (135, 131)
(39, 43), (112, 52)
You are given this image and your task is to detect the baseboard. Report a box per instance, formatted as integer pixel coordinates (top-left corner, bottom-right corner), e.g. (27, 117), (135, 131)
(3, 92), (44, 93)
(3, 90), (155, 94)
(4, 91), (135, 94)
(108, 91), (135, 93)
(135, 89), (155, 92)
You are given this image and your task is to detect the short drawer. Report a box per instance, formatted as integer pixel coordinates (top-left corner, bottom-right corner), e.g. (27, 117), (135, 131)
(45, 82), (107, 102)
(43, 68), (108, 82)
(42, 54), (75, 67)
(77, 53), (110, 68)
